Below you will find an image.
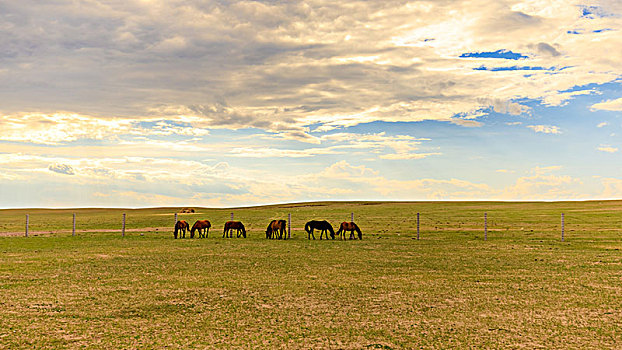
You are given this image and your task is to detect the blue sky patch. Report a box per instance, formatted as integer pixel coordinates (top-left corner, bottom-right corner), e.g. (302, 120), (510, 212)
(460, 50), (528, 60)
(580, 5), (615, 19)
(475, 66), (549, 72)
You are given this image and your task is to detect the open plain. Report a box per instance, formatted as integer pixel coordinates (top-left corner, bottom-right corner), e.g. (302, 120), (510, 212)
(1, 201), (621, 348)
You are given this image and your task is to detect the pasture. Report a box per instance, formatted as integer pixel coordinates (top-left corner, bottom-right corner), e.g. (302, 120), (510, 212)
(1, 201), (621, 348)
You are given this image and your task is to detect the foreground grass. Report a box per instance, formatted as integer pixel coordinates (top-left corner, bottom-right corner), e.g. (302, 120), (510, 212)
(1, 201), (622, 348)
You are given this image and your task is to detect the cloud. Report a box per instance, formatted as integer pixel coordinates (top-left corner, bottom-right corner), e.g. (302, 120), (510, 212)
(597, 121), (609, 128)
(0, 0), (619, 136)
(597, 145), (618, 153)
(501, 172), (583, 200)
(530, 42), (561, 57)
(230, 132), (439, 160)
(542, 89), (598, 107)
(526, 125), (562, 134)
(591, 98), (622, 111)
(48, 163), (75, 175)
(0, 113), (210, 145)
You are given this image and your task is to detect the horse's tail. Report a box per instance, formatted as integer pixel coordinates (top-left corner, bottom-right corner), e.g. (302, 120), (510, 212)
(304, 221), (311, 233)
(353, 223), (362, 240)
(336, 222), (344, 235)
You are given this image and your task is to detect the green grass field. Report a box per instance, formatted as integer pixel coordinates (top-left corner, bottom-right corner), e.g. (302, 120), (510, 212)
(1, 201), (622, 348)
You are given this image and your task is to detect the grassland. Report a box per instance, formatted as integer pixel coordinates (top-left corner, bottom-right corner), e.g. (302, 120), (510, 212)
(1, 201), (621, 348)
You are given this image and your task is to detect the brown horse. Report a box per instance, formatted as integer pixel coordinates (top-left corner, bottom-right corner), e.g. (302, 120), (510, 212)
(190, 220), (211, 238)
(266, 219), (287, 239)
(336, 222), (362, 240)
(223, 221), (246, 238)
(174, 220), (189, 239)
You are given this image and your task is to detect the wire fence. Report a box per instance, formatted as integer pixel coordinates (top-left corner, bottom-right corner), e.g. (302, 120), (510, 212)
(1, 203), (621, 243)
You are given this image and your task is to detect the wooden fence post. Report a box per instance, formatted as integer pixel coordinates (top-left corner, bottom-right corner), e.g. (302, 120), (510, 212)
(288, 213), (291, 239)
(351, 212), (354, 222)
(562, 213), (564, 242)
(484, 212), (488, 241)
(174, 213), (178, 225)
(122, 213), (126, 237)
(417, 212), (420, 240)
(231, 212), (234, 221)
(72, 213), (76, 237)
(25, 214), (29, 237)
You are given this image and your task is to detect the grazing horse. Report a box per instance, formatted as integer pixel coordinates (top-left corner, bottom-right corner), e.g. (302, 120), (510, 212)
(174, 220), (189, 239)
(190, 220), (211, 238)
(223, 221), (246, 238)
(304, 220), (335, 240)
(265, 219), (287, 239)
(336, 222), (362, 240)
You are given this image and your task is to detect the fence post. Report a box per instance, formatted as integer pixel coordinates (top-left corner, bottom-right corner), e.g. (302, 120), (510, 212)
(484, 212), (487, 241)
(417, 212), (420, 240)
(562, 213), (564, 242)
(288, 213), (291, 239)
(174, 213), (178, 225)
(231, 212), (234, 221)
(72, 213), (76, 237)
(122, 213), (126, 237)
(25, 214), (29, 237)
(351, 212), (354, 222)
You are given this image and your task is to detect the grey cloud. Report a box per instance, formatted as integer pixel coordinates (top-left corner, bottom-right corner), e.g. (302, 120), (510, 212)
(532, 42), (561, 57)
(48, 164), (75, 175)
(0, 0), (619, 136)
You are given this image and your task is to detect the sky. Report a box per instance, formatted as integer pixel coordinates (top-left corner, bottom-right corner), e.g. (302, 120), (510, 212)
(1, 0), (621, 208)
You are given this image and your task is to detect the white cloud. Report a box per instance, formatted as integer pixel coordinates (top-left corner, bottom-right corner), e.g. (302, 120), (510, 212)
(597, 145), (618, 153)
(501, 172), (584, 200)
(231, 132), (439, 160)
(0, 113), (209, 145)
(527, 125), (562, 134)
(591, 98), (622, 111)
(597, 121), (609, 128)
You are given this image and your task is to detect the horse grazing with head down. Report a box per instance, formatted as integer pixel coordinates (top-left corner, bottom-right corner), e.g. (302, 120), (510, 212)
(265, 219), (287, 239)
(174, 220), (189, 239)
(190, 220), (211, 238)
(223, 221), (246, 238)
(336, 222), (362, 240)
(304, 220), (335, 240)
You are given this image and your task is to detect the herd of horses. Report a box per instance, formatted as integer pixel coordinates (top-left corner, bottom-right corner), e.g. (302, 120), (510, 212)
(174, 219), (362, 240)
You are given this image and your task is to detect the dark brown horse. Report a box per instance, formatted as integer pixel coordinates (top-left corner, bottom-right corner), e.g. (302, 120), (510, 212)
(304, 220), (335, 240)
(265, 219), (287, 239)
(174, 220), (189, 239)
(223, 221), (246, 238)
(336, 222), (362, 240)
(190, 220), (211, 238)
